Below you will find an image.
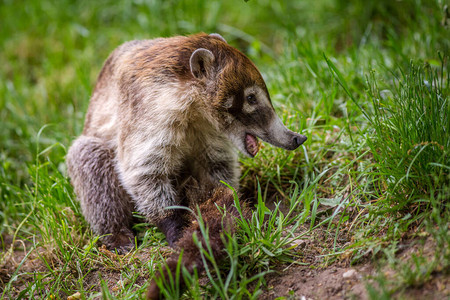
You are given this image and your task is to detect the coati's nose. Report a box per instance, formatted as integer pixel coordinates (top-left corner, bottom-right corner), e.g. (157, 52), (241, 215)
(293, 134), (307, 148)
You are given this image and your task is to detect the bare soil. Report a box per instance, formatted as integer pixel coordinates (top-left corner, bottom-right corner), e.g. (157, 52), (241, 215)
(258, 231), (449, 300)
(262, 264), (372, 300)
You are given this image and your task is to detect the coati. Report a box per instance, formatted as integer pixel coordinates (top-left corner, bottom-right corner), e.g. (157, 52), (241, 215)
(66, 32), (306, 263)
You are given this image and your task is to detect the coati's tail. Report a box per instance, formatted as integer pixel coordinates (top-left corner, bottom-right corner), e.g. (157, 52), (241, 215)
(147, 187), (250, 300)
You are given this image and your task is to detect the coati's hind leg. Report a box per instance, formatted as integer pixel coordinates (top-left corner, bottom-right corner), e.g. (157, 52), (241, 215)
(66, 135), (135, 254)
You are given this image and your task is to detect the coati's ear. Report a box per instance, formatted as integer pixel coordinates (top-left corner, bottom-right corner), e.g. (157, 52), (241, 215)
(190, 48), (215, 80)
(209, 33), (227, 43)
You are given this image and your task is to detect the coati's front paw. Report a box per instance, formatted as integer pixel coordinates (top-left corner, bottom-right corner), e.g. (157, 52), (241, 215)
(102, 229), (135, 254)
(157, 212), (189, 248)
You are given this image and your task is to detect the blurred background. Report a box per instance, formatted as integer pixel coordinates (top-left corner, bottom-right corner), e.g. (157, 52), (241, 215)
(1, 0), (447, 185)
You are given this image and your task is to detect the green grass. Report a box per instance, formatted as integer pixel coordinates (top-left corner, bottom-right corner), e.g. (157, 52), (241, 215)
(1, 0), (449, 299)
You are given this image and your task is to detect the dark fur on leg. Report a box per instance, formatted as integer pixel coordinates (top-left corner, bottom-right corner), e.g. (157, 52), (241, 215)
(156, 209), (190, 247)
(67, 136), (136, 254)
(147, 187), (251, 300)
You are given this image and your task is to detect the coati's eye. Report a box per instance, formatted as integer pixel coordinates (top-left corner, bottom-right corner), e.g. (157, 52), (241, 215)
(246, 94), (257, 104)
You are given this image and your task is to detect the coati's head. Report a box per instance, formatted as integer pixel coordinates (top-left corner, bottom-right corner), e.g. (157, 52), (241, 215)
(188, 33), (307, 157)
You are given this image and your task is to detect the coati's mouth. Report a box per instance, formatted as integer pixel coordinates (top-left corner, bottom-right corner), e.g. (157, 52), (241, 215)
(245, 133), (260, 157)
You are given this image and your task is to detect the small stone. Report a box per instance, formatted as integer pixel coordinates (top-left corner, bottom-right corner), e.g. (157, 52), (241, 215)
(290, 239), (307, 249)
(342, 269), (357, 279)
(67, 292), (81, 300)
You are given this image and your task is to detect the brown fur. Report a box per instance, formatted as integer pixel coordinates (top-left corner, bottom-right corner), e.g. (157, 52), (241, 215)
(147, 187), (251, 300)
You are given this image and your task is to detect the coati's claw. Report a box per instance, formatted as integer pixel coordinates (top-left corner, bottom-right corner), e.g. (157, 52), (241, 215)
(102, 230), (136, 254)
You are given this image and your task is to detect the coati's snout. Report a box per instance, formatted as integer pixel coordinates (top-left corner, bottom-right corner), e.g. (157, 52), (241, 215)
(293, 134), (308, 148)
(259, 114), (308, 151)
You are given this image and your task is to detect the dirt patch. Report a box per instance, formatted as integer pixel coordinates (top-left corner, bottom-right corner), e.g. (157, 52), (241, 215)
(259, 221), (372, 300)
(258, 233), (449, 300)
(263, 264), (371, 300)
(0, 235), (48, 297)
